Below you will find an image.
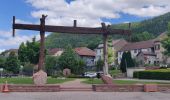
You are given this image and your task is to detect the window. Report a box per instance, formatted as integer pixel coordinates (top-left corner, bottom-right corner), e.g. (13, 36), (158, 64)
(148, 61), (151, 64)
(157, 45), (160, 50)
(138, 49), (141, 52)
(147, 48), (150, 52)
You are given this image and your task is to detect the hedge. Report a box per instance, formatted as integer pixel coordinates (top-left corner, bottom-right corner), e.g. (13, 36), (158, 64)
(133, 69), (170, 80)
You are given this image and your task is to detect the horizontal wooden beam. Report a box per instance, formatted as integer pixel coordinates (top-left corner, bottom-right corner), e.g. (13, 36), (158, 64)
(13, 23), (131, 35)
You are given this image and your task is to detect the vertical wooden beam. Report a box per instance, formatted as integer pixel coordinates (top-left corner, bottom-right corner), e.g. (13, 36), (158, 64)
(74, 20), (77, 27)
(38, 15), (47, 71)
(101, 23), (109, 75)
(12, 16), (15, 37)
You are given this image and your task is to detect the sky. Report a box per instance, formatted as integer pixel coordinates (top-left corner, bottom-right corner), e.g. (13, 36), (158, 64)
(0, 0), (170, 52)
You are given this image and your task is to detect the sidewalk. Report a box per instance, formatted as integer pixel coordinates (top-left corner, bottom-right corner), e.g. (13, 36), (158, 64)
(114, 78), (170, 83)
(60, 79), (91, 87)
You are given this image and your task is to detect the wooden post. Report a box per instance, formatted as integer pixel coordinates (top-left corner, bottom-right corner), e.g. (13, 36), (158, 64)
(38, 15), (47, 71)
(101, 23), (109, 75)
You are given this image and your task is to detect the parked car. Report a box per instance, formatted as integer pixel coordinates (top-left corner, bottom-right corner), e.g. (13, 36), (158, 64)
(84, 72), (97, 78)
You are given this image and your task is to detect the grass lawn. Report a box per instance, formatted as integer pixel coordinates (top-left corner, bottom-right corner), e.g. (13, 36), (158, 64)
(0, 77), (75, 84)
(82, 78), (170, 85)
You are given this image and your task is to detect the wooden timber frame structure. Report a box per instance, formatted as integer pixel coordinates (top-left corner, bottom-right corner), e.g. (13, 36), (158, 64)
(12, 15), (131, 75)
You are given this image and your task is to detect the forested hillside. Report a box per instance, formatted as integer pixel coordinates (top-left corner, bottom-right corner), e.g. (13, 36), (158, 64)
(45, 12), (170, 49)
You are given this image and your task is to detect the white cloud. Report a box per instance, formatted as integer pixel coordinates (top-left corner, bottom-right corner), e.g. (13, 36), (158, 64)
(0, 30), (42, 50)
(15, 19), (33, 24)
(26, 0), (170, 27)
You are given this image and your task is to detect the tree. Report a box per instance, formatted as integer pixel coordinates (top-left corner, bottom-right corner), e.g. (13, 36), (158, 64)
(108, 47), (115, 66)
(18, 37), (40, 65)
(162, 22), (170, 56)
(126, 51), (135, 68)
(45, 55), (59, 75)
(58, 45), (85, 74)
(0, 57), (5, 68)
(18, 42), (29, 63)
(96, 59), (104, 71)
(5, 51), (20, 74)
(23, 63), (34, 76)
(120, 51), (135, 73)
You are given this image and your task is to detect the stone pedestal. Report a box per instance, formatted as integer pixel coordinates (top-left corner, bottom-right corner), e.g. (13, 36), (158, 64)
(101, 75), (113, 84)
(33, 70), (47, 85)
(63, 68), (71, 77)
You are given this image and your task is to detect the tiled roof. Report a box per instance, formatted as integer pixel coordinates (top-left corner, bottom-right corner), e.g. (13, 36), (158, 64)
(119, 40), (155, 51)
(137, 51), (156, 56)
(74, 47), (96, 57)
(112, 39), (128, 51)
(48, 48), (63, 55)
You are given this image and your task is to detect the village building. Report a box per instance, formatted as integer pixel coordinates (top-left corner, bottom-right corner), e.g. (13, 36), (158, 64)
(0, 49), (18, 57)
(48, 47), (96, 69)
(95, 39), (128, 65)
(48, 48), (63, 57)
(117, 39), (163, 65)
(74, 47), (96, 69)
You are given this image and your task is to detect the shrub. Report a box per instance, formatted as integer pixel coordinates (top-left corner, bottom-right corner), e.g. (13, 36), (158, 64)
(133, 69), (170, 80)
(51, 72), (63, 78)
(23, 63), (34, 76)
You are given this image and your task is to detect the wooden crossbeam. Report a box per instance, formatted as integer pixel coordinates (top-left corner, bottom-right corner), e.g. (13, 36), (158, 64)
(13, 23), (131, 35)
(13, 16), (131, 35)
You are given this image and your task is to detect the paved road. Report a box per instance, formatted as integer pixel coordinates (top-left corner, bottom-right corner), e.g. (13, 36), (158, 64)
(0, 92), (170, 100)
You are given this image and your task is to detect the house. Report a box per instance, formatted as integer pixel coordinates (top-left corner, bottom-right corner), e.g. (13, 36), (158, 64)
(95, 43), (103, 62)
(48, 48), (63, 56)
(74, 47), (96, 69)
(95, 39), (128, 64)
(0, 49), (18, 57)
(136, 52), (157, 66)
(118, 39), (162, 65)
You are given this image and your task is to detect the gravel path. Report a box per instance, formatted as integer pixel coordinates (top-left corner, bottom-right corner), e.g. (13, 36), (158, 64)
(1, 92), (170, 100)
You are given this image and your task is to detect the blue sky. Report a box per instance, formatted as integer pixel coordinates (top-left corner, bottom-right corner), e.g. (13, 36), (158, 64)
(0, 0), (169, 51)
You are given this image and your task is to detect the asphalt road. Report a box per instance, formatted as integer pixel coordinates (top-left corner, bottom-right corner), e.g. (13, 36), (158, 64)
(0, 92), (170, 100)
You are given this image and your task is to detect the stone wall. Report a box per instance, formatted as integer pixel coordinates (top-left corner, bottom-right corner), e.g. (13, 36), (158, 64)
(93, 84), (170, 92)
(8, 84), (60, 92)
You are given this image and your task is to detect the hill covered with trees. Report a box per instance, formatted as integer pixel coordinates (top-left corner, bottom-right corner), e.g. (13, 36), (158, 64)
(45, 12), (170, 49)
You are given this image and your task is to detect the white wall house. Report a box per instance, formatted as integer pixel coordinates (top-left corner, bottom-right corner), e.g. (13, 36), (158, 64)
(118, 40), (162, 65)
(95, 39), (128, 65)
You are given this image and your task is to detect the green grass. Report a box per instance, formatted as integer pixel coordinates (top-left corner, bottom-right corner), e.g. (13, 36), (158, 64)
(0, 77), (75, 84)
(82, 78), (170, 85)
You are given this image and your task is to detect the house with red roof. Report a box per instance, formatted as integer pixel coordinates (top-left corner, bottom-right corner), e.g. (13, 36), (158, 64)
(74, 47), (96, 68)
(48, 48), (63, 56)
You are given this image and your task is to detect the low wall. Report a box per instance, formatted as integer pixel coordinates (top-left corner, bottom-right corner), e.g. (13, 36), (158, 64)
(7, 84), (60, 92)
(92, 84), (143, 92)
(1, 84), (170, 92)
(93, 84), (170, 92)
